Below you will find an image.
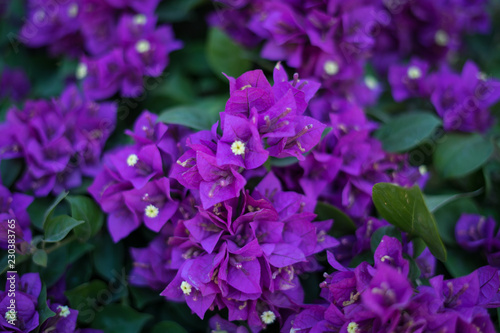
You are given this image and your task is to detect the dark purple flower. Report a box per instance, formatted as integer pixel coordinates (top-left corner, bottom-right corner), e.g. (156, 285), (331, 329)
(455, 214), (496, 252)
(388, 58), (431, 101)
(0, 68), (30, 102)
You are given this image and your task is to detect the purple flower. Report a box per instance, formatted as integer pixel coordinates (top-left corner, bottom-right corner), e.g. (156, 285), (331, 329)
(388, 58), (431, 101)
(455, 214), (496, 252)
(429, 61), (500, 133)
(0, 85), (116, 196)
(0, 185), (33, 250)
(0, 273), (40, 333)
(0, 68), (30, 102)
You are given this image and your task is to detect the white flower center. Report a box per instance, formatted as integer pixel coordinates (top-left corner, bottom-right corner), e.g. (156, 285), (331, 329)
(5, 310), (16, 322)
(127, 154), (139, 166)
(364, 76), (378, 90)
(68, 3), (78, 18)
(231, 140), (246, 156)
(419, 165), (428, 175)
(135, 40), (151, 53)
(260, 310), (276, 325)
(133, 14), (147, 25)
(435, 30), (449, 46)
(145, 204), (159, 218)
(347, 322), (359, 333)
(57, 305), (71, 318)
(76, 63), (87, 80)
(407, 66), (422, 79)
(181, 281), (192, 295)
(34, 10), (46, 23)
(324, 60), (339, 76)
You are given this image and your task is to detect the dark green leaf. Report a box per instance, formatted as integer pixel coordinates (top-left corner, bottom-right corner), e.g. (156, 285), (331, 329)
(434, 133), (493, 178)
(28, 197), (54, 230)
(424, 188), (482, 212)
(32, 249), (47, 267)
(152, 321), (188, 333)
(348, 251), (374, 268)
(206, 27), (252, 78)
(37, 283), (56, 325)
(66, 280), (108, 324)
(315, 202), (356, 237)
(372, 183), (447, 262)
(405, 255), (422, 283)
(444, 247), (483, 278)
(412, 237), (427, 258)
(129, 286), (162, 310)
(0, 158), (23, 187)
(42, 191), (69, 227)
(375, 111), (442, 152)
(92, 233), (124, 281)
(370, 225), (402, 252)
(156, 0), (203, 22)
(44, 215), (84, 243)
(270, 156), (299, 167)
(91, 304), (152, 333)
(158, 96), (225, 131)
(66, 195), (104, 241)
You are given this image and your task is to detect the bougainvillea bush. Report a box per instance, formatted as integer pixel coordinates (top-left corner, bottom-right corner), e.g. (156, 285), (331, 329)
(1, 0), (500, 332)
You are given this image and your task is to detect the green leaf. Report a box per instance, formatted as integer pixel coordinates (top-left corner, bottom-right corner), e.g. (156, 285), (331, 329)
(375, 111), (442, 152)
(156, 0), (203, 22)
(66, 195), (104, 241)
(44, 215), (84, 243)
(91, 304), (152, 333)
(66, 280), (108, 324)
(37, 283), (56, 325)
(158, 96), (225, 131)
(434, 133), (493, 178)
(370, 225), (402, 252)
(32, 249), (48, 267)
(372, 183), (447, 262)
(444, 247), (483, 278)
(206, 27), (252, 78)
(152, 321), (188, 333)
(406, 255), (422, 283)
(42, 191), (69, 227)
(92, 233), (124, 281)
(0, 158), (23, 187)
(424, 188), (483, 212)
(315, 202), (357, 237)
(412, 237), (427, 258)
(129, 286), (163, 310)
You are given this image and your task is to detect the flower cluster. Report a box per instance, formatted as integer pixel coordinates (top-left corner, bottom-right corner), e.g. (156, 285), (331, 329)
(89, 111), (191, 242)
(161, 175), (337, 331)
(0, 85), (116, 196)
(172, 64), (325, 209)
(283, 236), (499, 332)
(21, 0), (182, 99)
(210, 0), (490, 106)
(389, 59), (500, 132)
(0, 273), (101, 333)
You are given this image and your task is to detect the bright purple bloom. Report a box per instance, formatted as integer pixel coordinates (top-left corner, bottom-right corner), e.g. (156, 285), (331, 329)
(455, 214), (496, 252)
(0, 185), (33, 251)
(388, 58), (431, 101)
(0, 85), (116, 196)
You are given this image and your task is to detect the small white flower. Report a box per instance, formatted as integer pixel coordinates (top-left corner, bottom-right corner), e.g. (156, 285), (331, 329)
(231, 140), (246, 156)
(419, 165), (428, 175)
(76, 63), (87, 80)
(364, 76), (378, 90)
(181, 281), (192, 295)
(347, 322), (359, 333)
(57, 305), (71, 318)
(407, 66), (422, 79)
(260, 310), (276, 325)
(127, 154), (139, 166)
(324, 60), (339, 76)
(5, 310), (16, 322)
(133, 14), (147, 25)
(67, 3), (78, 18)
(434, 30), (449, 46)
(135, 40), (151, 53)
(145, 204), (159, 218)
